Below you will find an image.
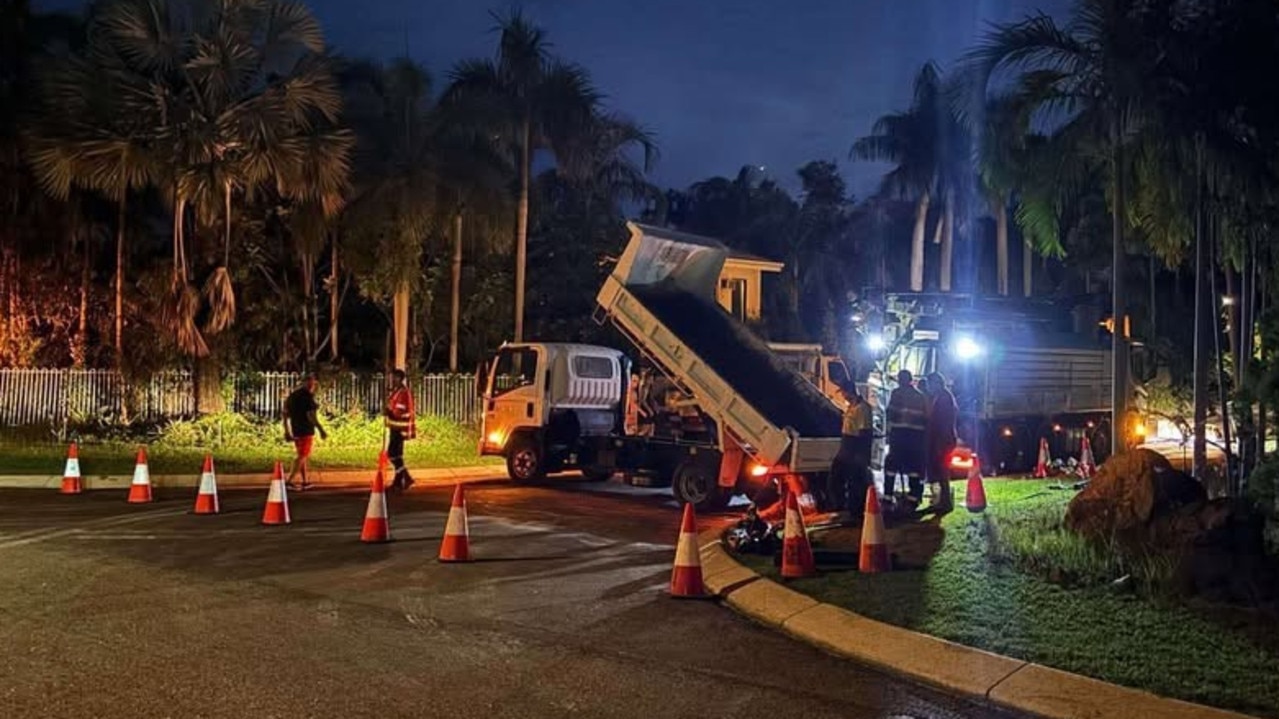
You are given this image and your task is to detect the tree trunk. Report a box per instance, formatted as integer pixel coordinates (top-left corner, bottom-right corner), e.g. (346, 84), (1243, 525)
(114, 195), (126, 369)
(329, 235), (339, 363)
(449, 210), (463, 373)
(514, 117), (532, 342)
(995, 196), (1009, 296)
(1210, 219), (1233, 493)
(1110, 126), (1129, 455)
(194, 355), (225, 415)
(1023, 239), (1033, 298)
(1149, 254), (1157, 337)
(1227, 267), (1240, 389)
(1259, 270), (1268, 463)
(1192, 142), (1209, 481)
(909, 192), (929, 292)
(940, 187), (955, 292)
(74, 199), (88, 368)
(393, 281), (409, 371)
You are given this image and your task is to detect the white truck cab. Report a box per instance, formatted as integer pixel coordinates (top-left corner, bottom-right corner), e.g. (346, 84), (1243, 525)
(477, 342), (626, 482)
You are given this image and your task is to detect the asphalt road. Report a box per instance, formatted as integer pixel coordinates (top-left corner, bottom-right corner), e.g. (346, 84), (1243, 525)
(0, 478), (1025, 719)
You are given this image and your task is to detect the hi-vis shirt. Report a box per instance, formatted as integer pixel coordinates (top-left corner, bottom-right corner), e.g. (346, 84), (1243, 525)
(842, 400), (873, 437)
(385, 386), (417, 438)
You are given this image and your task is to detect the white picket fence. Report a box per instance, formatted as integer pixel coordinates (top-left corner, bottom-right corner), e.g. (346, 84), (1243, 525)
(0, 369), (483, 427)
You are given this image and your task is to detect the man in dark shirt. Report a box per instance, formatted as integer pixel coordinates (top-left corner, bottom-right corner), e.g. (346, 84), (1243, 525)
(284, 375), (327, 491)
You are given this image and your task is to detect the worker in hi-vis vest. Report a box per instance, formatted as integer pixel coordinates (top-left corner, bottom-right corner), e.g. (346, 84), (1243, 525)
(384, 369), (417, 492)
(885, 369), (928, 508)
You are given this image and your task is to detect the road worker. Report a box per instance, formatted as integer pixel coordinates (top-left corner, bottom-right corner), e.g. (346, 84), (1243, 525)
(383, 369), (416, 492)
(884, 369), (928, 510)
(924, 371), (957, 515)
(827, 381), (874, 520)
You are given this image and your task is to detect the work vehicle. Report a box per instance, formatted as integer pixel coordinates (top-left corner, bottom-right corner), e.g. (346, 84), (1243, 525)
(857, 292), (1146, 474)
(477, 222), (844, 509)
(767, 343), (851, 405)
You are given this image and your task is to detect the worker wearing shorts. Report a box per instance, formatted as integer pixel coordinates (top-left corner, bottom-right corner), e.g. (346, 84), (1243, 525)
(284, 375), (326, 491)
(828, 383), (873, 518)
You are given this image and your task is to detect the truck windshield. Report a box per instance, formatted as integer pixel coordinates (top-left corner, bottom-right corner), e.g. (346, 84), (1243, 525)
(492, 347), (538, 397)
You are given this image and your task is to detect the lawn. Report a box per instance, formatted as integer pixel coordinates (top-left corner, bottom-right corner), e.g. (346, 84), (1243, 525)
(0, 415), (500, 476)
(737, 479), (1279, 718)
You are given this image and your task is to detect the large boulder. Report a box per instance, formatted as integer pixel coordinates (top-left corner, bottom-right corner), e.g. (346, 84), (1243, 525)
(1065, 448), (1206, 540)
(1065, 449), (1275, 603)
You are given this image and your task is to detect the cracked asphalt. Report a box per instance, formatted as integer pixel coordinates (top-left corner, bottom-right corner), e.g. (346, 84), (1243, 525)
(0, 478), (1026, 718)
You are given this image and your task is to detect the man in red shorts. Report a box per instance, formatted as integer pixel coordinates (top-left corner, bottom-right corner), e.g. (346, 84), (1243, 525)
(283, 374), (327, 491)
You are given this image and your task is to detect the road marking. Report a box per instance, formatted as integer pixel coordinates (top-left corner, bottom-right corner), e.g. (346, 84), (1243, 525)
(0, 507), (189, 550)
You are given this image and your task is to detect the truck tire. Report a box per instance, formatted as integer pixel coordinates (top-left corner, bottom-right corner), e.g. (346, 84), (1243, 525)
(672, 458), (730, 511)
(506, 436), (546, 483)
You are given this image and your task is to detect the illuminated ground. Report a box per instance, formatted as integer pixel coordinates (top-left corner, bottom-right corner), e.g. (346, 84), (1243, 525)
(0, 480), (1021, 719)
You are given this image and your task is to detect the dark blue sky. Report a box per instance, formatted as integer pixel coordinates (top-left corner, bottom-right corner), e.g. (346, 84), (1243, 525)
(43, 0), (1071, 196)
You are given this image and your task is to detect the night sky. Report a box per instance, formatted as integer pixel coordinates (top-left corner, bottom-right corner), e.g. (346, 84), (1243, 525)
(41, 0), (1072, 197)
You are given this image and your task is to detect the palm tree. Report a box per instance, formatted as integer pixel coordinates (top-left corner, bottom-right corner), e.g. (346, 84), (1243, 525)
(969, 95), (1029, 296)
(444, 9), (600, 342)
(81, 0), (352, 358)
(965, 0), (1171, 448)
(25, 14), (157, 368)
(851, 63), (944, 292)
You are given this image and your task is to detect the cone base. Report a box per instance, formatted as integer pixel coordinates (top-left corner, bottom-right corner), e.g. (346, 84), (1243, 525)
(60, 481), (82, 495)
(438, 536), (469, 562)
(670, 567), (709, 598)
(127, 491), (152, 504)
(262, 505), (290, 525)
(361, 518), (391, 543)
(193, 500), (219, 515)
(859, 545), (891, 574)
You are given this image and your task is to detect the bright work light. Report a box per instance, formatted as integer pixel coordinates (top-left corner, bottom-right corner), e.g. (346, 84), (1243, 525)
(866, 333), (886, 352)
(953, 336), (982, 360)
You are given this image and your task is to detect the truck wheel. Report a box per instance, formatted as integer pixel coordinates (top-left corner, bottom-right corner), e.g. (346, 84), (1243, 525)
(581, 466), (613, 482)
(672, 459), (729, 511)
(506, 437), (546, 483)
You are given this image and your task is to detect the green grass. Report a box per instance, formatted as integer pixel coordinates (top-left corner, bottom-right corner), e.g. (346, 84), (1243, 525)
(0, 414), (499, 475)
(738, 479), (1279, 718)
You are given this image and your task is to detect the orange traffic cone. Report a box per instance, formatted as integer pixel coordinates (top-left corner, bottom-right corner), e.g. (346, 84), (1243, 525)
(127, 446), (152, 503)
(965, 455), (987, 513)
(361, 453), (391, 543)
(780, 490), (816, 579)
(670, 503), (709, 598)
(859, 483), (891, 573)
(1079, 436), (1096, 478)
(1033, 437), (1051, 478)
(438, 484), (470, 562)
(60, 443), (82, 495)
(261, 461), (291, 525)
(193, 454), (219, 515)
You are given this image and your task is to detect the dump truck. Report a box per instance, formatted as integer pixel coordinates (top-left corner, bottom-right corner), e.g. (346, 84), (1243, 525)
(476, 222), (844, 509)
(860, 292), (1144, 474)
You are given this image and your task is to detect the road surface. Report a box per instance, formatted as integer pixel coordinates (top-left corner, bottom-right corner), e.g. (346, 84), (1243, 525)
(0, 478), (1025, 718)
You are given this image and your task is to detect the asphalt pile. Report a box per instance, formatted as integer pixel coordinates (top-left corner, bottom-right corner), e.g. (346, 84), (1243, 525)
(628, 283), (843, 437)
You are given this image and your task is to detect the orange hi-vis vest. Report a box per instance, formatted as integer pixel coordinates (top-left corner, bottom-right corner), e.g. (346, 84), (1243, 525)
(386, 386), (417, 439)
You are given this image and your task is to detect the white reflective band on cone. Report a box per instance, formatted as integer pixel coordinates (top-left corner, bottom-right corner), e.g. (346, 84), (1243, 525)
(674, 531), (699, 567)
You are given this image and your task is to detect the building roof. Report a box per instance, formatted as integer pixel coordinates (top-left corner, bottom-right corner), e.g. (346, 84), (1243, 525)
(725, 250), (784, 272)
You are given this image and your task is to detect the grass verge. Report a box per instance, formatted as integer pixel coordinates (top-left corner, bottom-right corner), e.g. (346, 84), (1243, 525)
(737, 479), (1279, 718)
(0, 414), (499, 475)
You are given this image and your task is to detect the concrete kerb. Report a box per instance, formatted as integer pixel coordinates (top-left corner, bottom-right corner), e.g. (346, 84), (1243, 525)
(0, 465), (507, 491)
(698, 529), (1261, 719)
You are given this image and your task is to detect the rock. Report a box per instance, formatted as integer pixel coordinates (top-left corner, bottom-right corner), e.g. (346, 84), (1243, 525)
(1064, 449), (1276, 603)
(1064, 449), (1206, 540)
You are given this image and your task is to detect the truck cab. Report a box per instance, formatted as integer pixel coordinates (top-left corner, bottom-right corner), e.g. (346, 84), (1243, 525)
(766, 343), (851, 407)
(477, 343), (626, 483)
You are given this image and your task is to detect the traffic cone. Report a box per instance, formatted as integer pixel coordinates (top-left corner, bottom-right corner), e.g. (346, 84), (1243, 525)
(361, 453), (391, 543)
(1079, 436), (1096, 478)
(780, 490), (816, 579)
(193, 454), (219, 515)
(965, 455), (987, 513)
(438, 484), (470, 562)
(60, 443), (82, 495)
(1033, 437), (1051, 478)
(670, 503), (709, 598)
(261, 461), (291, 525)
(859, 484), (891, 573)
(127, 446), (152, 503)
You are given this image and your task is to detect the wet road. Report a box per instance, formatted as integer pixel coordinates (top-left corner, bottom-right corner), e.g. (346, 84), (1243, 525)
(0, 478), (1025, 718)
